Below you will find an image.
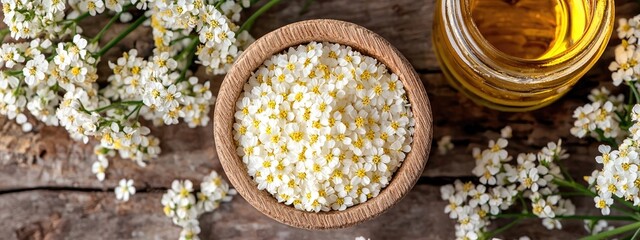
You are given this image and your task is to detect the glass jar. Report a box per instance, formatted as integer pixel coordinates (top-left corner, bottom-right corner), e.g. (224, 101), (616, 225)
(433, 0), (615, 111)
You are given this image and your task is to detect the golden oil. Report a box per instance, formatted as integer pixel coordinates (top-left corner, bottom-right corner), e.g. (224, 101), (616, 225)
(471, 0), (588, 59)
(433, 0), (614, 111)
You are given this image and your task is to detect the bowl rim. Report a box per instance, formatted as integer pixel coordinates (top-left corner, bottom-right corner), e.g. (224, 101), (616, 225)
(213, 19), (433, 229)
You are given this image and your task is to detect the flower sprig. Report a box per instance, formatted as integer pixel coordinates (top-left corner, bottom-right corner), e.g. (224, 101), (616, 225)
(440, 127), (590, 239)
(161, 171), (236, 240)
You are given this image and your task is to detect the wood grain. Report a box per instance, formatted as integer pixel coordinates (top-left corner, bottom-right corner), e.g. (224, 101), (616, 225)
(0, 0), (639, 238)
(214, 19), (433, 229)
(0, 185), (592, 240)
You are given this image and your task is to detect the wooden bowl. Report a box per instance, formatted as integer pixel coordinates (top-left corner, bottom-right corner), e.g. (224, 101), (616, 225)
(214, 19), (433, 229)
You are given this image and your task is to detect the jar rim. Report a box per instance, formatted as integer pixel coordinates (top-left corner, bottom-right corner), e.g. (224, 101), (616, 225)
(440, 0), (614, 85)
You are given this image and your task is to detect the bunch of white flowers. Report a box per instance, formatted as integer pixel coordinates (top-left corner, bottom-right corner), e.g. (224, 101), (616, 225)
(233, 42), (415, 212)
(609, 15), (640, 86)
(440, 127), (576, 239)
(146, 0), (254, 74)
(589, 106), (640, 215)
(569, 14), (640, 144)
(3, 0), (71, 40)
(572, 13), (640, 220)
(570, 87), (626, 142)
(161, 171), (236, 240)
(0, 0), (281, 185)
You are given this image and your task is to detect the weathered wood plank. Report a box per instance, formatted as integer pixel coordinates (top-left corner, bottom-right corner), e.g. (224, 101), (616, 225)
(252, 0), (436, 70)
(0, 185), (590, 240)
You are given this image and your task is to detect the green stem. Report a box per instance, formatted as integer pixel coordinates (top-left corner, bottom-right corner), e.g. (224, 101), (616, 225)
(87, 101), (143, 113)
(95, 15), (149, 57)
(631, 227), (640, 240)
(559, 192), (597, 197)
(516, 194), (528, 214)
(174, 36), (198, 61)
(71, 12), (92, 23)
(91, 6), (131, 43)
(6, 70), (22, 76)
(483, 217), (522, 239)
(582, 222), (640, 240)
(177, 38), (199, 82)
(124, 103), (143, 120)
(170, 35), (193, 45)
(554, 178), (639, 215)
(554, 178), (597, 196)
(494, 213), (636, 221)
(215, 0), (227, 9)
(63, 12), (91, 29)
(0, 28), (9, 43)
(237, 0), (282, 33)
(558, 162), (575, 183)
(629, 81), (640, 104)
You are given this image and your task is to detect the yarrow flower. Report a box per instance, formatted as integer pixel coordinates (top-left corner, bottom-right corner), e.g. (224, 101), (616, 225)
(115, 178), (136, 201)
(161, 171), (235, 239)
(571, 87), (625, 140)
(233, 42), (415, 212)
(442, 126), (574, 239)
(438, 135), (454, 155)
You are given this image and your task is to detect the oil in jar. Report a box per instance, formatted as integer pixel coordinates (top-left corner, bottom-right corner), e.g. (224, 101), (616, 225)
(471, 0), (589, 59)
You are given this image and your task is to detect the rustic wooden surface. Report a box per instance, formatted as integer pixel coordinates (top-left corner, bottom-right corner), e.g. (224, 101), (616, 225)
(215, 19), (432, 229)
(0, 0), (637, 239)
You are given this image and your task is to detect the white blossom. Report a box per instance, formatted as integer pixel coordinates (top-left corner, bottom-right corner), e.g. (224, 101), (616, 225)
(234, 42), (415, 212)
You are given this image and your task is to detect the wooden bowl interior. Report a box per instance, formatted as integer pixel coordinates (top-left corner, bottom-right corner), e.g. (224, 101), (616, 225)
(214, 19), (433, 229)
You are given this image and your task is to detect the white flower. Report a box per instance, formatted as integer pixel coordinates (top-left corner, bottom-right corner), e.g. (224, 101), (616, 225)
(23, 54), (48, 86)
(437, 135), (454, 155)
(485, 138), (508, 163)
(594, 196), (613, 215)
(79, 0), (105, 16)
(632, 104), (640, 121)
(91, 158), (109, 181)
(179, 220), (201, 240)
(609, 45), (640, 86)
(500, 126), (512, 138)
(618, 17), (639, 39)
(115, 179), (136, 201)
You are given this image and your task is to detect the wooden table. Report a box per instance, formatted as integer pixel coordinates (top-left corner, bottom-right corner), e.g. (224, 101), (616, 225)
(1, 1), (637, 239)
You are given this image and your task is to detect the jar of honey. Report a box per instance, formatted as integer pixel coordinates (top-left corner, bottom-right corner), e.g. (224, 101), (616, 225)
(433, 0), (615, 111)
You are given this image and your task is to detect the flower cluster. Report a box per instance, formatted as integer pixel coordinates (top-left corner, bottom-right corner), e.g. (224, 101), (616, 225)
(0, 0), (263, 185)
(161, 171), (236, 240)
(115, 178), (136, 201)
(610, 15), (640, 86)
(570, 14), (640, 143)
(2, 0), (70, 40)
(233, 42), (415, 212)
(147, 0), (253, 74)
(572, 14), (640, 218)
(589, 107), (640, 215)
(440, 127), (575, 239)
(570, 87), (626, 141)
